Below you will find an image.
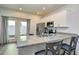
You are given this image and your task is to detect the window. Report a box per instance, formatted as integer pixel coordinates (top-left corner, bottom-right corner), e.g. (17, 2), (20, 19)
(20, 21), (27, 35)
(7, 18), (29, 42)
(7, 20), (15, 41)
(20, 21), (27, 41)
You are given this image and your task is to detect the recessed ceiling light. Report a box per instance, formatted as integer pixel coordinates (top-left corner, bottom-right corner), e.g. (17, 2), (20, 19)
(19, 8), (22, 11)
(43, 7), (46, 10)
(37, 12), (40, 14)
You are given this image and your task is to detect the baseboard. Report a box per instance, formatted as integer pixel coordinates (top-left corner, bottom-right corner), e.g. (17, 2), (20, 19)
(3, 43), (7, 45)
(0, 43), (7, 46)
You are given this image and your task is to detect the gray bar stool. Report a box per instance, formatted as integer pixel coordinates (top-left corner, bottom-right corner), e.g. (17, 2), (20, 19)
(35, 40), (63, 55)
(61, 36), (79, 55)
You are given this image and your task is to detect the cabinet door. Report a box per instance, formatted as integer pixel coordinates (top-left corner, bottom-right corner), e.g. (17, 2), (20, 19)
(53, 10), (67, 27)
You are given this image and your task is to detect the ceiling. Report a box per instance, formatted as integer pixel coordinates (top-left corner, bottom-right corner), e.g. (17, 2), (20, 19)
(0, 4), (66, 17)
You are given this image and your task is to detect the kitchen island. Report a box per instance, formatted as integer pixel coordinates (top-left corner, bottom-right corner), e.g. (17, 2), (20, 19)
(17, 33), (78, 55)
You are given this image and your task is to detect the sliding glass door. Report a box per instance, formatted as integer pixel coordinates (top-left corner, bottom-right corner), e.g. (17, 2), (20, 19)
(7, 20), (16, 43)
(19, 21), (27, 41)
(7, 18), (28, 43)
(15, 19), (28, 42)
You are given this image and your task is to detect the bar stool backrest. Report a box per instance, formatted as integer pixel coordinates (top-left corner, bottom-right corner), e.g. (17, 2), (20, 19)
(70, 36), (78, 49)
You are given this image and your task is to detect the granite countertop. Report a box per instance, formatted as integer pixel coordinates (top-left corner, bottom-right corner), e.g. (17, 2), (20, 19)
(17, 33), (78, 48)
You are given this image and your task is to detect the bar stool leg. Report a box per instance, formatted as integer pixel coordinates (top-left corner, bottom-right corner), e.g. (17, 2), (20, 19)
(63, 50), (65, 55)
(45, 49), (48, 55)
(45, 45), (48, 55)
(74, 50), (76, 55)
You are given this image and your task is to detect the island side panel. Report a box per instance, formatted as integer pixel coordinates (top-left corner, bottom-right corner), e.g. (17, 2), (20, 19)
(18, 43), (46, 55)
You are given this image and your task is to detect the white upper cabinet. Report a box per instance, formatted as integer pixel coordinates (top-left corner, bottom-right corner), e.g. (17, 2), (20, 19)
(41, 10), (68, 28)
(52, 10), (67, 27)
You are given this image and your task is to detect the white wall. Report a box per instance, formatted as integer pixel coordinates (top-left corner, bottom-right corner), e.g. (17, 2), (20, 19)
(66, 5), (79, 54)
(66, 5), (79, 34)
(0, 16), (2, 44)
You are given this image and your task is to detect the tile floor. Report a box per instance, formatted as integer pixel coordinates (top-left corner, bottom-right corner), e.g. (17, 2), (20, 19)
(0, 43), (18, 55)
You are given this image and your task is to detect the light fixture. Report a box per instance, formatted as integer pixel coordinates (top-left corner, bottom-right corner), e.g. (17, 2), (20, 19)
(19, 8), (22, 11)
(43, 7), (46, 10)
